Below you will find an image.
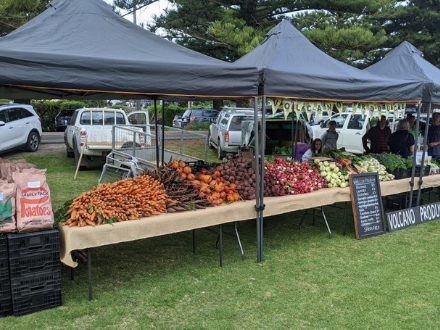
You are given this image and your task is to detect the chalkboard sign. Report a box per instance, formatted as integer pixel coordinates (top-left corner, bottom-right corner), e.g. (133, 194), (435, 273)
(349, 173), (386, 239)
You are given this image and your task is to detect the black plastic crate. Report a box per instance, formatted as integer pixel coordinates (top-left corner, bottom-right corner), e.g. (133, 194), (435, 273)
(0, 297), (12, 318)
(391, 168), (408, 180)
(9, 251), (60, 279)
(7, 229), (59, 259)
(0, 257), (8, 272)
(0, 235), (7, 260)
(10, 269), (61, 298)
(385, 195), (405, 210)
(12, 289), (61, 317)
(410, 166), (431, 177)
(185, 160), (220, 173)
(385, 193), (421, 211)
(0, 259), (9, 280)
(0, 269), (11, 299)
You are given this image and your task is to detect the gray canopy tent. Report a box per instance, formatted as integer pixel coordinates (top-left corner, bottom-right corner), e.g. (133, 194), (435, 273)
(0, 0), (262, 272)
(234, 20), (425, 262)
(365, 41), (440, 206)
(0, 0), (258, 101)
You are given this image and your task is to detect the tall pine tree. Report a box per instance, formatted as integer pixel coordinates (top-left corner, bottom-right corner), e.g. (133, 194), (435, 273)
(140, 0), (394, 65)
(378, 0), (440, 67)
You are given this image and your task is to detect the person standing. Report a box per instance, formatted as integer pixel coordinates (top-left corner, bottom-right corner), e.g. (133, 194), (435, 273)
(406, 113), (416, 131)
(362, 115), (391, 154)
(427, 112), (440, 160)
(388, 119), (415, 158)
(320, 120), (338, 150)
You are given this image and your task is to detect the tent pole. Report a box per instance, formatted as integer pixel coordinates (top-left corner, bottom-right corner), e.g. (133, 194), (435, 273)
(161, 101), (165, 166)
(408, 103), (422, 207)
(154, 99), (159, 168)
(416, 102), (431, 205)
(294, 112), (299, 160)
(254, 98), (262, 263)
(258, 97), (266, 262)
(292, 105), (296, 159)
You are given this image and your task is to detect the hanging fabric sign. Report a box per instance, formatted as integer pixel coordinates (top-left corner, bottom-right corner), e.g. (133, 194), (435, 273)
(335, 102), (343, 113)
(369, 104), (376, 120)
(304, 102), (313, 122)
(271, 98), (282, 115)
(385, 104), (392, 118)
(283, 99), (292, 120)
(316, 102), (323, 121)
(293, 101), (299, 120)
(352, 103), (358, 116)
(323, 103), (332, 119)
(360, 103), (367, 119)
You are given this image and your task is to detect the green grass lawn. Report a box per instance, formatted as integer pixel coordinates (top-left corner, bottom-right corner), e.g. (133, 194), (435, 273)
(1, 151), (440, 329)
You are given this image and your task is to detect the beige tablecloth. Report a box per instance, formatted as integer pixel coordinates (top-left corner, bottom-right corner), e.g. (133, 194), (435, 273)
(59, 175), (440, 267)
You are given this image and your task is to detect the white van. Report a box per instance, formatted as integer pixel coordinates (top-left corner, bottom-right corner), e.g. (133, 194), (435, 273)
(312, 109), (397, 154)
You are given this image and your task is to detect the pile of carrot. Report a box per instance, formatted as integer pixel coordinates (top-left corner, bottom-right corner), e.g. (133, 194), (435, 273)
(63, 175), (173, 227)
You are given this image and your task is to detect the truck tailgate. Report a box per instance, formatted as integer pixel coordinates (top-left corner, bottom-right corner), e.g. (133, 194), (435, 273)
(83, 127), (113, 148)
(227, 131), (243, 146)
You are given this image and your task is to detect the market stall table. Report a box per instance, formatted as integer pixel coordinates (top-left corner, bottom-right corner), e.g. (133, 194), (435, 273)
(58, 175), (440, 299)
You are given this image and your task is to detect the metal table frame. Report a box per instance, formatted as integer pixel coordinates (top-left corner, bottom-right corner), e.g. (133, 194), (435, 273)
(69, 222), (244, 300)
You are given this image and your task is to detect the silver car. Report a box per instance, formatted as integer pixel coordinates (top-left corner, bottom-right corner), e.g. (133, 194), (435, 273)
(208, 109), (255, 159)
(0, 103), (42, 154)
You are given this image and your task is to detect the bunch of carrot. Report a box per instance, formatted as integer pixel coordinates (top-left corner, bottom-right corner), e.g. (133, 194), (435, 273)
(63, 175), (173, 227)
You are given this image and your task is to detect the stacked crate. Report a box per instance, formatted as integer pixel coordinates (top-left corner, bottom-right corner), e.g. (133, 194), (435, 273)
(0, 234), (12, 318)
(7, 229), (61, 316)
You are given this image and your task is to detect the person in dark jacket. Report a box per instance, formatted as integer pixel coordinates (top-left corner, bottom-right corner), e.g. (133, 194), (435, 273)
(388, 119), (415, 158)
(362, 115), (391, 154)
(428, 112), (440, 160)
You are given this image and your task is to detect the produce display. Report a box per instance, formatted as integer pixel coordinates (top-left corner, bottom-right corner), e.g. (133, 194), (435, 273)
(62, 175), (171, 227)
(355, 157), (394, 181)
(59, 148), (436, 227)
(143, 159), (242, 209)
(264, 157), (327, 195)
(314, 159), (348, 188)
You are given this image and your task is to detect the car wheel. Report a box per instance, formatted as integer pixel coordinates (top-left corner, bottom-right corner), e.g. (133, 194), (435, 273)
(217, 140), (225, 160)
(66, 144), (74, 158)
(25, 131), (40, 152)
(73, 140), (87, 171)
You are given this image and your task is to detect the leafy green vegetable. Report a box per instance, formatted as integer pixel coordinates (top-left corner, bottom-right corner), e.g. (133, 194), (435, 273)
(273, 146), (292, 155)
(373, 153), (407, 172)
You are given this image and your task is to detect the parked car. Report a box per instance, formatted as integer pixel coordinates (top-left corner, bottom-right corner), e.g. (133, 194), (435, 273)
(312, 109), (396, 154)
(172, 114), (183, 128)
(0, 103), (42, 154)
(107, 100), (122, 106)
(64, 108), (148, 170)
(208, 109), (256, 159)
(55, 108), (75, 132)
(140, 100), (152, 107)
(180, 108), (219, 128)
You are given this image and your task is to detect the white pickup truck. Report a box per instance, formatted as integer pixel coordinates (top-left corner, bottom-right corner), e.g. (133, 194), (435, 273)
(312, 110), (398, 154)
(64, 108), (149, 170)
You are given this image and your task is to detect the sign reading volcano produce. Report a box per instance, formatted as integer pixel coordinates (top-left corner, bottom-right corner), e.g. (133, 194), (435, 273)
(386, 202), (440, 232)
(349, 173), (386, 239)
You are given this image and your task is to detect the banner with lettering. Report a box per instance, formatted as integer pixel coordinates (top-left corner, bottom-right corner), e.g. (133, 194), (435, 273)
(316, 102), (323, 121)
(386, 202), (440, 232)
(271, 98), (282, 115)
(283, 99), (292, 120)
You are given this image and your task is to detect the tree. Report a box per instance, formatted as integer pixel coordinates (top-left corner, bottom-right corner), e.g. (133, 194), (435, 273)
(377, 1), (440, 67)
(0, 0), (49, 36)
(131, 0), (394, 66)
